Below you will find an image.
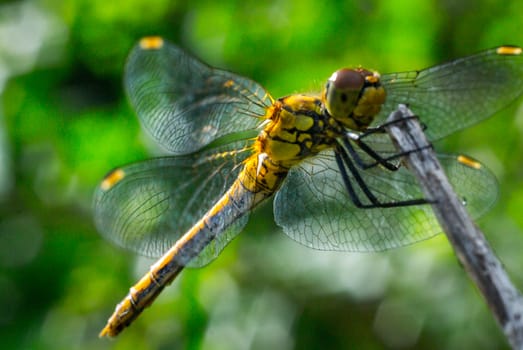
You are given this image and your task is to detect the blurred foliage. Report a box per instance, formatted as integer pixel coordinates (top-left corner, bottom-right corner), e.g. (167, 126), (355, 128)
(1, 0), (523, 349)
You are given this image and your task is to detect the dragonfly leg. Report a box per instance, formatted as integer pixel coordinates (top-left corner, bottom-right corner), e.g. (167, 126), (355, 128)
(343, 134), (433, 171)
(342, 136), (399, 171)
(362, 115), (428, 136)
(335, 145), (433, 208)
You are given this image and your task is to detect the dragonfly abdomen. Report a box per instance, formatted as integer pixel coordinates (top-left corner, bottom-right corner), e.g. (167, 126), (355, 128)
(99, 171), (275, 337)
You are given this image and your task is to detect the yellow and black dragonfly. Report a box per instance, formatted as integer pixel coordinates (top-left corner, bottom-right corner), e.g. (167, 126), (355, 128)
(94, 36), (523, 337)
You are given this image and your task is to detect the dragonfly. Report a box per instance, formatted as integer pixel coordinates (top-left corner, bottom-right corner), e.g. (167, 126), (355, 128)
(94, 36), (523, 337)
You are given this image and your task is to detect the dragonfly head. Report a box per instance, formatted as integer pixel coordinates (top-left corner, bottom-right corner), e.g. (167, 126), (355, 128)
(323, 68), (385, 131)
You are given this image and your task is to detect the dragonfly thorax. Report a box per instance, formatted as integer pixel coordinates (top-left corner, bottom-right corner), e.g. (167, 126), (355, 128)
(323, 68), (386, 131)
(256, 94), (343, 168)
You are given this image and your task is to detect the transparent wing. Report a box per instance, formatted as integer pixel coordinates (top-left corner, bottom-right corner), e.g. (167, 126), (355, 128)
(273, 151), (497, 252)
(93, 141), (252, 267)
(374, 46), (523, 141)
(125, 37), (273, 154)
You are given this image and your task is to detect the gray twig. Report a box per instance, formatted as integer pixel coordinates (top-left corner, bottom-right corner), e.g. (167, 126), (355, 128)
(385, 104), (523, 350)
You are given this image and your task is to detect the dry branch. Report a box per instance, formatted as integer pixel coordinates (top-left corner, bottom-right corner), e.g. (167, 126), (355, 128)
(385, 104), (523, 350)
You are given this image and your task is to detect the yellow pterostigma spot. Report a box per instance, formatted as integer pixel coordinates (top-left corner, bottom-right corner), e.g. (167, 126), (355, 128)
(139, 36), (164, 50)
(223, 79), (235, 88)
(100, 168), (125, 191)
(457, 155), (482, 170)
(496, 46), (522, 56)
(94, 37), (523, 337)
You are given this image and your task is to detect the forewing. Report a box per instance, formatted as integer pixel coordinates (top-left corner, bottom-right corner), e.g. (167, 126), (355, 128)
(93, 141), (252, 266)
(125, 37), (272, 154)
(274, 151), (497, 252)
(374, 46), (523, 141)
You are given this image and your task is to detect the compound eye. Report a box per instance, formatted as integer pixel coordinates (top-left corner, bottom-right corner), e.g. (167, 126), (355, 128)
(324, 68), (383, 130)
(324, 69), (365, 120)
(329, 68), (365, 91)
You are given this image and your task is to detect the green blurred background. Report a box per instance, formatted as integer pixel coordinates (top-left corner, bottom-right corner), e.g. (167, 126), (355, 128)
(2, 0), (523, 349)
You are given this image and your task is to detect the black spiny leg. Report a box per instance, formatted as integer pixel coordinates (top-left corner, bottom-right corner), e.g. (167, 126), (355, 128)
(334, 145), (432, 208)
(344, 115), (432, 170)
